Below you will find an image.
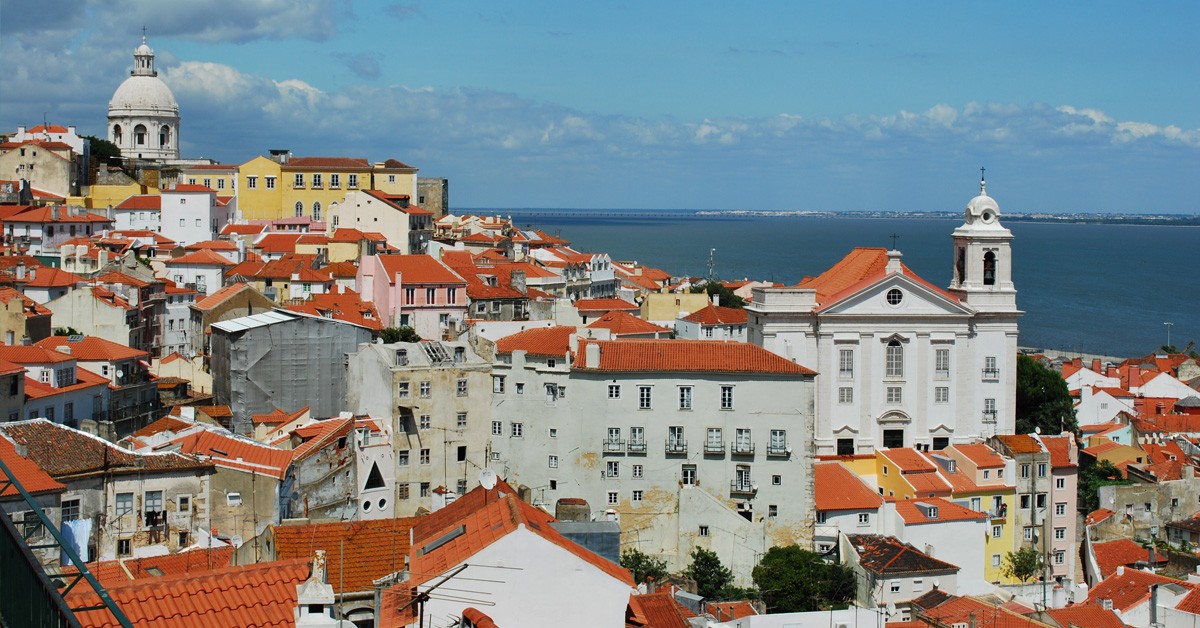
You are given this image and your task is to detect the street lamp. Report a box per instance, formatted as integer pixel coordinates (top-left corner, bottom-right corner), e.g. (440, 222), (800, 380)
(1149, 525), (1159, 573)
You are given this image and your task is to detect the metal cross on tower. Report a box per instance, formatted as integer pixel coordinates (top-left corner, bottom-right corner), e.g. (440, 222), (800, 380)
(889, 233), (900, 250)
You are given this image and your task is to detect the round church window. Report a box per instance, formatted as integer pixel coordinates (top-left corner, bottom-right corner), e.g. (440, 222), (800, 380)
(886, 289), (903, 305)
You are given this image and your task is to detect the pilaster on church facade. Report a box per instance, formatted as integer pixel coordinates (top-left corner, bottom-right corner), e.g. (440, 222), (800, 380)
(748, 180), (1021, 455)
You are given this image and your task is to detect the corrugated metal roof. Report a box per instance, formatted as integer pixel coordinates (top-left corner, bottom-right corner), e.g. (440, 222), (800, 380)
(210, 310), (297, 333)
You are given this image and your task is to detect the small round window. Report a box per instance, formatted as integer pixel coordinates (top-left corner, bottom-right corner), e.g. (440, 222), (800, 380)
(362, 500), (372, 512)
(886, 289), (903, 305)
(378, 498), (388, 510)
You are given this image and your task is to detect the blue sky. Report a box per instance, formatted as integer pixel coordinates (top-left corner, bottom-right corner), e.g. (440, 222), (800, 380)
(2, 1), (1198, 213)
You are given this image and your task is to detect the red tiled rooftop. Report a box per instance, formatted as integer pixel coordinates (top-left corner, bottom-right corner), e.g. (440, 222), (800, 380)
(272, 517), (416, 593)
(993, 434), (1045, 455)
(847, 534), (959, 574)
(168, 250), (237, 268)
(496, 325), (576, 357)
(575, 339), (815, 375)
(1092, 538), (1165, 579)
(586, 310), (670, 336)
(0, 434), (66, 497)
(169, 183), (216, 194)
(24, 266), (85, 288)
(35, 335), (149, 362)
(1086, 508), (1116, 526)
(376, 254), (466, 285)
(70, 558), (310, 628)
(286, 156), (370, 169)
(1043, 604), (1127, 628)
(815, 462), (883, 512)
(920, 595), (1049, 628)
(796, 247), (961, 309)
(950, 443), (1007, 468)
(1086, 567), (1192, 611)
(895, 497), (987, 524)
(286, 289), (383, 331)
(628, 592), (698, 628)
(882, 448), (939, 472)
(115, 194), (162, 210)
(574, 297), (639, 312)
(131, 416), (193, 439)
(682, 303), (749, 325)
(0, 419), (213, 478)
(164, 429), (293, 480)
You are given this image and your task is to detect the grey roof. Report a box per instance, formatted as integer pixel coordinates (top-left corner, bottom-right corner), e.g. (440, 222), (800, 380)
(1175, 395), (1200, 408)
(210, 309), (298, 333)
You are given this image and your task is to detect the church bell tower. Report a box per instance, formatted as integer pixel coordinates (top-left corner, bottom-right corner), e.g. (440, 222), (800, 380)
(948, 172), (1018, 313)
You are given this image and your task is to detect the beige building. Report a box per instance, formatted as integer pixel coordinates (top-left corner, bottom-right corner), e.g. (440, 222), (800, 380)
(345, 340), (494, 516)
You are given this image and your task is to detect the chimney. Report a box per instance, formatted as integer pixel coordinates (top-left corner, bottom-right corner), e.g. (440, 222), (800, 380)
(711, 293), (719, 307)
(15, 260), (25, 280)
(1092, 359), (1102, 373)
(510, 270), (527, 295)
(16, 126), (25, 135)
(1100, 598), (1113, 610)
(1185, 465), (1195, 480)
(51, 206), (59, 220)
(585, 342), (601, 369)
(885, 249), (903, 274)
(98, 248), (108, 268)
(1117, 566), (1125, 576)
(1129, 366), (1141, 387)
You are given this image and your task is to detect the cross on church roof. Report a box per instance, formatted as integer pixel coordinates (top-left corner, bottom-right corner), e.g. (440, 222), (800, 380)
(889, 233), (900, 250)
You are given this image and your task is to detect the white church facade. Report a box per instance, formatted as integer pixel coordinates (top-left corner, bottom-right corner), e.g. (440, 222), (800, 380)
(748, 180), (1021, 455)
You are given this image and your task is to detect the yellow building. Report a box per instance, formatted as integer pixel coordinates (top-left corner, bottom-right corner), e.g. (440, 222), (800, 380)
(940, 444), (1019, 584)
(371, 159), (418, 198)
(237, 154), (376, 222)
(180, 164), (238, 195)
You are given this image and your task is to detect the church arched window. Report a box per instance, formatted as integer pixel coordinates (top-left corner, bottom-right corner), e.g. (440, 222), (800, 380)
(983, 251), (996, 286)
(159, 125), (171, 147)
(294, 201), (304, 218)
(886, 340), (904, 378)
(113, 125), (123, 143)
(134, 124), (147, 145)
(312, 202), (322, 221)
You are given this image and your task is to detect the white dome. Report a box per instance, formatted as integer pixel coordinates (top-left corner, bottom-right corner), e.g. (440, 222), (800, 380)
(135, 41), (154, 56)
(109, 75), (179, 115)
(963, 181), (1001, 226)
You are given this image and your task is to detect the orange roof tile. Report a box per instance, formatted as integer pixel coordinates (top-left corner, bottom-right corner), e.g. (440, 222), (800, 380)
(496, 325), (576, 357)
(287, 156), (370, 169)
(169, 184), (216, 193)
(377, 254), (466, 285)
(629, 592), (697, 628)
(70, 546), (236, 590)
(993, 434), (1045, 455)
(705, 600), (758, 621)
(919, 595), (1050, 628)
(1086, 508), (1116, 526)
(23, 366), (111, 400)
(894, 497), (987, 524)
(167, 249), (238, 268)
(254, 233), (302, 254)
(950, 443), (1008, 468)
(131, 416), (193, 439)
(682, 303), (749, 325)
(575, 298), (639, 312)
(286, 289), (382, 331)
(163, 429), (293, 480)
(815, 462), (883, 511)
(0, 287), (51, 317)
(882, 448), (939, 472)
(0, 419), (212, 478)
(35, 335), (149, 361)
(1092, 538), (1165, 578)
(24, 266), (85, 288)
(0, 433), (66, 497)
(847, 534), (959, 574)
(0, 344), (75, 365)
(115, 194), (162, 210)
(272, 518), (416, 593)
(221, 223), (266, 236)
(70, 558), (310, 628)
(192, 282), (260, 310)
(1085, 568), (1192, 611)
(586, 311), (671, 336)
(575, 339), (815, 375)
(1039, 435), (1075, 468)
(1043, 605), (1126, 628)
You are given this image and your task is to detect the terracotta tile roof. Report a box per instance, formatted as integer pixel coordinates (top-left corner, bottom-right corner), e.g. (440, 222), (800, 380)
(882, 448), (939, 472)
(71, 546), (236, 590)
(287, 416), (356, 462)
(70, 558), (310, 628)
(0, 358), (24, 376)
(1086, 567), (1192, 611)
(35, 335), (149, 361)
(27, 124), (71, 134)
(1042, 604), (1127, 628)
(993, 434), (1045, 455)
(682, 304), (749, 325)
(4, 206), (111, 224)
(575, 298), (639, 312)
(894, 497), (987, 524)
(324, 260), (360, 277)
(253, 233), (302, 254)
(95, 271), (152, 288)
(377, 254), (466, 285)
(23, 365), (110, 400)
(1092, 539), (1165, 579)
(286, 156), (370, 169)
(575, 339), (815, 375)
(286, 289), (383, 331)
(495, 325), (576, 357)
(272, 517), (416, 593)
(192, 282), (259, 310)
(0, 433), (66, 497)
(586, 311), (671, 336)
(162, 429), (293, 480)
(796, 247), (963, 310)
(628, 592), (697, 628)
(815, 462), (883, 511)
(166, 249), (238, 268)
(948, 443), (1007, 468)
(1176, 589), (1200, 614)
(115, 194), (162, 210)
(919, 595), (1051, 628)
(0, 287), (51, 316)
(847, 534), (959, 574)
(705, 600), (757, 621)
(1132, 414), (1200, 434)
(1039, 435), (1075, 468)
(461, 608), (500, 628)
(401, 488), (633, 600)
(24, 266), (85, 288)
(251, 406), (309, 426)
(0, 419), (213, 479)
(0, 344), (75, 365)
(194, 405), (233, 418)
(1086, 508), (1116, 526)
(221, 223), (266, 236)
(131, 416), (193, 438)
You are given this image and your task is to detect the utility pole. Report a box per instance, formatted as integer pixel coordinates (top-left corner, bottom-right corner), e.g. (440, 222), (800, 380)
(1164, 322), (1173, 350)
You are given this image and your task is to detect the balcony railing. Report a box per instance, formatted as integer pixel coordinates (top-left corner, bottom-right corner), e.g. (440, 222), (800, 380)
(603, 439), (624, 453)
(627, 440), (647, 453)
(982, 368), (1000, 380)
(982, 410), (998, 423)
(731, 442), (755, 456)
(704, 441), (726, 455)
(665, 439), (687, 455)
(989, 506), (1009, 520)
(730, 480), (755, 495)
(766, 443), (789, 457)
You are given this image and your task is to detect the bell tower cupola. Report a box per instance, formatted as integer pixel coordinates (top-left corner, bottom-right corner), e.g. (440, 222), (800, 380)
(949, 171), (1018, 312)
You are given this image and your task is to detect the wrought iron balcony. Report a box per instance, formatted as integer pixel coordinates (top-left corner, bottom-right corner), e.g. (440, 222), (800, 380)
(766, 443), (789, 457)
(665, 439), (687, 455)
(704, 441), (726, 455)
(730, 480), (755, 495)
(627, 440), (647, 453)
(731, 442), (756, 456)
(982, 410), (998, 423)
(603, 439), (624, 453)
(982, 368), (1000, 380)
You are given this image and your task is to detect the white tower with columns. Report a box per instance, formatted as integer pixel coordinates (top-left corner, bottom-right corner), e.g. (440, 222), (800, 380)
(107, 35), (180, 161)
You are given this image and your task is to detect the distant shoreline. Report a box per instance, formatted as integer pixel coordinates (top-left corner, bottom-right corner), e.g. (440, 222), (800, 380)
(469, 208), (1200, 227)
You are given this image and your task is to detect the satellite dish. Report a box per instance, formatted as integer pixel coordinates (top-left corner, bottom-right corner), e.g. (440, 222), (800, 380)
(886, 601), (897, 616)
(1034, 426), (1041, 434)
(116, 369), (125, 377)
(479, 468), (498, 490)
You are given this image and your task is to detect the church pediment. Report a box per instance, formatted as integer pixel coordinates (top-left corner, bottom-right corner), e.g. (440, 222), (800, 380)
(819, 274), (973, 317)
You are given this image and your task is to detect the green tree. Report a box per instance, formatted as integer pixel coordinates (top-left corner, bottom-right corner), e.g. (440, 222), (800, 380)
(1078, 459), (1132, 512)
(683, 547), (734, 600)
(689, 282), (745, 309)
(53, 327), (83, 337)
(1002, 546), (1043, 582)
(84, 135), (121, 162)
(620, 548), (668, 585)
(1016, 354), (1077, 435)
(751, 545), (855, 612)
(379, 326), (420, 343)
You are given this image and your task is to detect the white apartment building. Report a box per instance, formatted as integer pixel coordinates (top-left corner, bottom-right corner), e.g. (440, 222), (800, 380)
(489, 329), (816, 580)
(748, 181), (1021, 454)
